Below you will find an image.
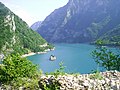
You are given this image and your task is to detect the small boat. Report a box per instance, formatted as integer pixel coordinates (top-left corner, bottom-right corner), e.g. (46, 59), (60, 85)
(49, 55), (56, 61)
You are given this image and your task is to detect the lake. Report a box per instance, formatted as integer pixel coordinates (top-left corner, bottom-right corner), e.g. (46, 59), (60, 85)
(28, 44), (105, 74)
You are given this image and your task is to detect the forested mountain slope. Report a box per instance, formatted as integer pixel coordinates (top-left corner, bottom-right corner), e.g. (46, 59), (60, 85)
(0, 2), (52, 55)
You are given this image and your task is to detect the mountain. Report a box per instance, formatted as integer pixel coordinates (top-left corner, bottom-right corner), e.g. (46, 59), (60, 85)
(37, 0), (120, 45)
(99, 24), (120, 45)
(31, 21), (42, 31)
(0, 2), (53, 55)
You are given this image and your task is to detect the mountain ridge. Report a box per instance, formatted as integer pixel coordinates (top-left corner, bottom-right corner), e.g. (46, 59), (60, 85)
(36, 0), (120, 45)
(31, 21), (42, 31)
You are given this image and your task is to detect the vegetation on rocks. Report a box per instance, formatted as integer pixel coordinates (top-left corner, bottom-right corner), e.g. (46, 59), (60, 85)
(39, 71), (120, 90)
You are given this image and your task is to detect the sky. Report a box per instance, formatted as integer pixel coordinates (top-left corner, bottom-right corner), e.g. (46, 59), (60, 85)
(0, 0), (69, 26)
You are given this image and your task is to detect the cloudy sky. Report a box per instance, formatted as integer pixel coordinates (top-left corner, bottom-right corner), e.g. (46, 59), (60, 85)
(0, 0), (68, 26)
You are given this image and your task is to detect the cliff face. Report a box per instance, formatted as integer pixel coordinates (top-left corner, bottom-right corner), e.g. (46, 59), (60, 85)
(0, 2), (51, 55)
(37, 0), (120, 44)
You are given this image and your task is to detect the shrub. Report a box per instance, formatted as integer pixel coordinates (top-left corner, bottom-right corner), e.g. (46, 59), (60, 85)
(90, 70), (103, 80)
(0, 54), (39, 82)
(49, 62), (66, 78)
(92, 47), (120, 71)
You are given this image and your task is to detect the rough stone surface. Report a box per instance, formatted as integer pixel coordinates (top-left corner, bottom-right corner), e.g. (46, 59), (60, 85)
(39, 71), (120, 90)
(0, 71), (119, 90)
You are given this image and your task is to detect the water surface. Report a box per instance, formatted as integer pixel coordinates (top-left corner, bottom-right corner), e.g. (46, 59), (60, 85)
(28, 44), (105, 74)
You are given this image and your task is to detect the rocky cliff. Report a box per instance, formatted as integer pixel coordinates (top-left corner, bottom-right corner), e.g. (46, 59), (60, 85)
(37, 0), (120, 44)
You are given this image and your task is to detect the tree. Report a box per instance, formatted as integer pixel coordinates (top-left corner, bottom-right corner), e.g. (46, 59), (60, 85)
(95, 39), (104, 45)
(92, 47), (120, 71)
(0, 54), (38, 82)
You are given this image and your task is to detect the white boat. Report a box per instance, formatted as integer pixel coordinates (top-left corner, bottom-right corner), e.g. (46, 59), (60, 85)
(49, 55), (56, 61)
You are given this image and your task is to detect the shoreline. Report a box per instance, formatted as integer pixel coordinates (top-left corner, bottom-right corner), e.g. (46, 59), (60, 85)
(90, 43), (120, 48)
(21, 47), (55, 57)
(21, 52), (36, 57)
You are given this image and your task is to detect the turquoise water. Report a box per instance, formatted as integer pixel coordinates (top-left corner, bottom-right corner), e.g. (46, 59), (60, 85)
(28, 44), (105, 74)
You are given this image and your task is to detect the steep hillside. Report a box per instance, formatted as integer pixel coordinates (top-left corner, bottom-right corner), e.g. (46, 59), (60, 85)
(31, 21), (42, 31)
(99, 24), (120, 45)
(37, 0), (120, 44)
(0, 2), (52, 55)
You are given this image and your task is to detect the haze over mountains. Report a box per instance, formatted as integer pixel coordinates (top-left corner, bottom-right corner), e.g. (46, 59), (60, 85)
(33, 0), (120, 45)
(0, 2), (51, 55)
(31, 21), (42, 31)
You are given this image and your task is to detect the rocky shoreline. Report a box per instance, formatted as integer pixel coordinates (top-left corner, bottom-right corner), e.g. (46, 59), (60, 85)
(39, 71), (120, 90)
(21, 47), (55, 57)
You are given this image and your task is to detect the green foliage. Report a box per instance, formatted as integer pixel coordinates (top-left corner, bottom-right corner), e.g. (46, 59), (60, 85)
(0, 3), (53, 55)
(95, 39), (104, 45)
(90, 70), (103, 80)
(41, 62), (65, 90)
(0, 54), (39, 82)
(45, 43), (54, 49)
(92, 47), (120, 71)
(14, 15), (47, 53)
(0, 3), (15, 51)
(39, 78), (60, 90)
(49, 62), (66, 78)
(99, 24), (120, 46)
(0, 54), (42, 89)
(2, 77), (39, 90)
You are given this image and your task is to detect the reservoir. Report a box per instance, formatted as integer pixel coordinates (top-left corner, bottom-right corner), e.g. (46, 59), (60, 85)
(28, 44), (105, 74)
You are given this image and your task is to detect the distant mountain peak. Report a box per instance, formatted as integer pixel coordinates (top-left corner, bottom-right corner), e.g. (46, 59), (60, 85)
(31, 21), (42, 31)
